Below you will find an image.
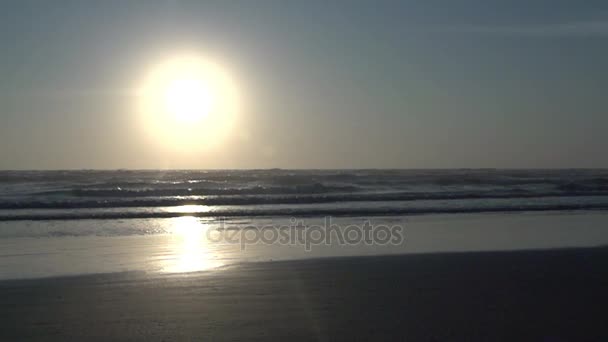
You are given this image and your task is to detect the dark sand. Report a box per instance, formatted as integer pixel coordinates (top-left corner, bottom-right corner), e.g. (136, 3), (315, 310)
(2, 247), (607, 341)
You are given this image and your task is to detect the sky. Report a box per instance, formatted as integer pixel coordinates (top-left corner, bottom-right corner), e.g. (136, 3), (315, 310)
(1, 0), (607, 169)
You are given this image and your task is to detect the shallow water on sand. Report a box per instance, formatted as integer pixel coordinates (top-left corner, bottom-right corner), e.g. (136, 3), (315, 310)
(1, 211), (608, 280)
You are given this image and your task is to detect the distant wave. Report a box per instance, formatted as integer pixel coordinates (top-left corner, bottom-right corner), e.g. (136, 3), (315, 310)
(3, 169), (608, 187)
(36, 183), (360, 198)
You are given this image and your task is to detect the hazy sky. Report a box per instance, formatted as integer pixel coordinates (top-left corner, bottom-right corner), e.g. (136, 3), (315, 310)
(1, 0), (607, 169)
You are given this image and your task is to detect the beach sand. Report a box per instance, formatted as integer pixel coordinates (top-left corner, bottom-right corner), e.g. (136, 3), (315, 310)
(1, 247), (607, 341)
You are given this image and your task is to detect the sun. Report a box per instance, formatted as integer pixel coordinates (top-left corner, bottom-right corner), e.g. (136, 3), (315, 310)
(137, 54), (240, 150)
(164, 76), (215, 123)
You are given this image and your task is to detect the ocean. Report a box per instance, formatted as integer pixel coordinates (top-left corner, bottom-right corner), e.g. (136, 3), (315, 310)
(2, 169), (608, 279)
(2, 169), (608, 222)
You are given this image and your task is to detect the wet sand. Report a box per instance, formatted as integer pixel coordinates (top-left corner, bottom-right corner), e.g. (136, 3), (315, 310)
(1, 247), (607, 341)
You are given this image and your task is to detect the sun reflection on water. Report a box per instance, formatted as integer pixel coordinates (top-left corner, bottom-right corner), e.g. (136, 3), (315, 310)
(167, 204), (212, 214)
(161, 216), (223, 273)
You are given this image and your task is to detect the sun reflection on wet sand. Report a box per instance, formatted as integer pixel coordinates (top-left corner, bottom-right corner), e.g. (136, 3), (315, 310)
(161, 216), (224, 273)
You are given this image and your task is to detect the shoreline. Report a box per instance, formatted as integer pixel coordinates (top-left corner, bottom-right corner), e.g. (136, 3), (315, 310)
(2, 246), (607, 341)
(3, 211), (608, 280)
(2, 243), (607, 283)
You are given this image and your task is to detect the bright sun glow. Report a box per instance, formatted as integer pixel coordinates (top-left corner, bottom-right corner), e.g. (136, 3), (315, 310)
(137, 54), (240, 150)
